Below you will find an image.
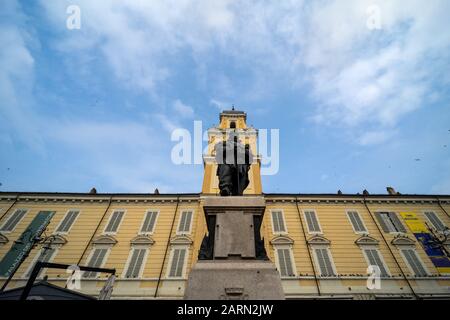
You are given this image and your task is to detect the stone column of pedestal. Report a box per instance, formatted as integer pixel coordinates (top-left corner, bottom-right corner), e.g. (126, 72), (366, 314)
(184, 197), (285, 300)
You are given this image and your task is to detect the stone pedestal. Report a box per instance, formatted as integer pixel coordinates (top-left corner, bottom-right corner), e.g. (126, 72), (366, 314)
(184, 196), (284, 300)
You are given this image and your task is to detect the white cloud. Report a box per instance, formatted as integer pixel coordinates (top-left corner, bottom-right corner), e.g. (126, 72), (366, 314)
(358, 130), (395, 146)
(173, 99), (194, 118)
(0, 0), (44, 152)
(37, 0), (450, 141)
(210, 99), (230, 111)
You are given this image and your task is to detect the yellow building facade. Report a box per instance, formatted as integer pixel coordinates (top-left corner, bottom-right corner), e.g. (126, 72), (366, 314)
(0, 110), (449, 299)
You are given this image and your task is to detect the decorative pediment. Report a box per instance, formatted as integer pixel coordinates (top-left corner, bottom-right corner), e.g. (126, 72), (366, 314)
(92, 235), (117, 245)
(307, 235), (331, 246)
(391, 235), (415, 246)
(270, 235), (294, 245)
(355, 235), (379, 246)
(0, 233), (8, 245)
(130, 235), (155, 246)
(170, 235), (193, 245)
(44, 235), (67, 245)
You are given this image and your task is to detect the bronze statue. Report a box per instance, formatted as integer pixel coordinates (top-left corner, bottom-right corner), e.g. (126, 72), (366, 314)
(214, 133), (253, 196)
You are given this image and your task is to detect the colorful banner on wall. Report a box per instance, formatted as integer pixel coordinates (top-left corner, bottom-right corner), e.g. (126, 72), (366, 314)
(0, 211), (55, 278)
(400, 212), (450, 274)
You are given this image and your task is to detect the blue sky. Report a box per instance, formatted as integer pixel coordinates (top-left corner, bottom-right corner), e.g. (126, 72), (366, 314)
(1, 0), (450, 195)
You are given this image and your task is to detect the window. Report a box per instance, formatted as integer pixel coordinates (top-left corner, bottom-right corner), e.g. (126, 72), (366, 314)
(56, 210), (80, 233)
(140, 211), (158, 234)
(83, 248), (109, 278)
(25, 247), (58, 278)
(276, 248), (295, 277)
(304, 210), (322, 233)
(0, 209), (28, 232)
(177, 211), (193, 234)
(104, 210), (125, 233)
(124, 248), (148, 279)
(363, 248), (389, 277)
(347, 211), (367, 233)
(375, 212), (406, 233)
(313, 248), (336, 276)
(271, 210), (287, 233)
(400, 249), (428, 276)
(168, 248), (187, 278)
(424, 212), (447, 232)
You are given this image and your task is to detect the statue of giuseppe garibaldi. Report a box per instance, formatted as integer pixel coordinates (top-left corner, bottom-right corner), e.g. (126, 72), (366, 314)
(214, 132), (253, 196)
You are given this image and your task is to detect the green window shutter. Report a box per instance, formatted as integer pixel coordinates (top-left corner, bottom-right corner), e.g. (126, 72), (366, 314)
(126, 249), (140, 278)
(305, 211), (320, 233)
(424, 212), (446, 232)
(176, 249), (186, 277)
(178, 213), (187, 232)
(280, 248), (294, 276)
(375, 212), (391, 233)
(126, 249), (146, 278)
(145, 212), (158, 233)
(348, 212), (366, 233)
(403, 249), (427, 276)
(169, 249), (181, 277)
(272, 211), (281, 232)
(141, 211), (158, 233)
(277, 249), (287, 276)
(388, 213), (406, 233)
(304, 212), (314, 232)
(105, 211), (124, 233)
(1, 209), (27, 232)
(178, 211), (192, 233)
(315, 248), (327, 275)
(365, 249), (388, 277)
(133, 249), (146, 278)
(111, 211), (124, 232)
(322, 249), (335, 276)
(277, 212), (286, 232)
(84, 248), (108, 278)
(184, 211), (192, 232)
(57, 210), (79, 233)
(316, 248), (335, 276)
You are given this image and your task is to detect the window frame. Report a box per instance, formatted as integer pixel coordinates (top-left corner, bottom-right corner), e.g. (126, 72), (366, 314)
(303, 209), (323, 234)
(346, 210), (368, 234)
(361, 246), (390, 277)
(274, 245), (297, 278)
(122, 246), (150, 279)
(83, 246), (112, 279)
(103, 209), (126, 235)
(176, 210), (194, 235)
(376, 212), (406, 235)
(54, 209), (80, 235)
(399, 248), (429, 277)
(312, 246), (337, 277)
(23, 245), (60, 279)
(0, 208), (29, 233)
(270, 209), (288, 235)
(423, 211), (447, 233)
(138, 210), (160, 235)
(166, 246), (189, 279)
